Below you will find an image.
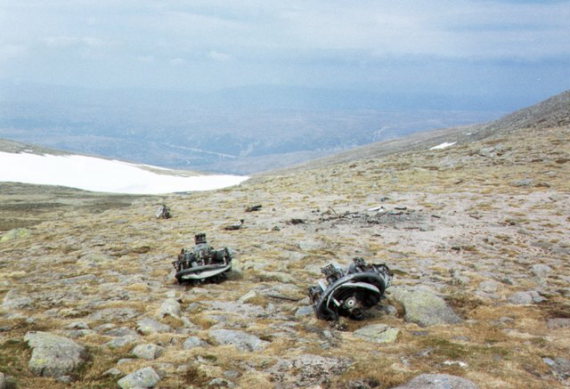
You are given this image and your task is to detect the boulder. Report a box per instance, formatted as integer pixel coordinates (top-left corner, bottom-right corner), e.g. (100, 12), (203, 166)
(24, 331), (88, 378)
(2, 289), (32, 310)
(295, 306), (314, 317)
(508, 291), (545, 305)
(390, 287), (462, 327)
(89, 308), (140, 323)
(132, 343), (164, 360)
(183, 336), (208, 349)
(209, 329), (268, 352)
(0, 228), (30, 242)
(158, 298), (181, 318)
(117, 367), (161, 389)
(137, 317), (172, 335)
(531, 264), (552, 279)
(394, 374), (478, 388)
(354, 323), (399, 343)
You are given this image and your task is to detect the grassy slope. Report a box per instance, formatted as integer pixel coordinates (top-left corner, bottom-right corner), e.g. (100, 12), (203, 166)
(0, 104), (569, 387)
(0, 120), (570, 388)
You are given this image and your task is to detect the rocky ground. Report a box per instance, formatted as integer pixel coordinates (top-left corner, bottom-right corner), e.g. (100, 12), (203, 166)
(0, 122), (569, 388)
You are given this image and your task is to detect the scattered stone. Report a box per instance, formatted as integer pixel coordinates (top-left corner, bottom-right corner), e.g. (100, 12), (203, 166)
(65, 321), (90, 330)
(89, 308), (140, 323)
(257, 271), (296, 283)
(158, 298), (181, 318)
(271, 354), (352, 387)
(393, 373), (479, 389)
(479, 280), (499, 293)
(354, 323), (400, 343)
(103, 368), (123, 377)
(295, 306), (314, 317)
(511, 179), (533, 187)
(183, 336), (208, 349)
(209, 329), (268, 352)
(298, 239), (324, 250)
(132, 343), (164, 360)
(224, 220), (244, 230)
(105, 327), (139, 337)
(208, 377), (236, 387)
(543, 357), (570, 379)
(238, 290), (259, 304)
(117, 367), (161, 389)
(547, 318), (570, 329)
(24, 331), (88, 378)
(2, 289), (33, 310)
(390, 287), (462, 327)
(508, 291), (545, 305)
(137, 317), (172, 335)
(208, 301), (268, 318)
(531, 264), (552, 279)
(105, 335), (139, 349)
(0, 228), (30, 242)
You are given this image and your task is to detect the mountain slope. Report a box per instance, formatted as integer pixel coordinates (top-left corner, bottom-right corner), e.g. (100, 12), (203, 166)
(281, 89), (569, 172)
(0, 93), (568, 388)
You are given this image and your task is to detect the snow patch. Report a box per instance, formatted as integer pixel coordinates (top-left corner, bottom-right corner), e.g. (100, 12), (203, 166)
(0, 152), (248, 194)
(430, 142), (456, 150)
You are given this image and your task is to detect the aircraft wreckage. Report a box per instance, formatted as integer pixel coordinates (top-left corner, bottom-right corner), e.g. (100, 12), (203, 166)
(309, 257), (392, 320)
(172, 233), (232, 284)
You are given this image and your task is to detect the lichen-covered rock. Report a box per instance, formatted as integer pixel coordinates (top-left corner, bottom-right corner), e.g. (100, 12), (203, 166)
(2, 289), (32, 310)
(270, 354), (352, 387)
(295, 306), (314, 317)
(132, 343), (164, 360)
(0, 228), (30, 242)
(183, 336), (208, 349)
(390, 287), (462, 327)
(24, 331), (88, 378)
(158, 298), (181, 318)
(508, 290), (545, 305)
(531, 264), (552, 279)
(393, 374), (479, 388)
(89, 308), (140, 323)
(353, 323), (399, 343)
(117, 367), (161, 389)
(209, 329), (268, 352)
(137, 317), (171, 335)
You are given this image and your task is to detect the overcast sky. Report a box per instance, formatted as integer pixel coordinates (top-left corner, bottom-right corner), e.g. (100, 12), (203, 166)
(1, 0), (569, 106)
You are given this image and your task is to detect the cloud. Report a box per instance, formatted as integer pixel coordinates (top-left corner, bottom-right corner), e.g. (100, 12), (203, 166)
(0, 0), (568, 95)
(0, 44), (27, 62)
(208, 50), (231, 61)
(43, 36), (108, 48)
(169, 58), (186, 66)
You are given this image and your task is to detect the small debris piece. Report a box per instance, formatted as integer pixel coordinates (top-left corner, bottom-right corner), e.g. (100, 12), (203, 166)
(288, 218), (305, 225)
(245, 204), (262, 212)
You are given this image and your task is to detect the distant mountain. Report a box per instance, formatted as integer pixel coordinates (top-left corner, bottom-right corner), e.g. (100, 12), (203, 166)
(0, 82), (504, 174)
(283, 89), (570, 171)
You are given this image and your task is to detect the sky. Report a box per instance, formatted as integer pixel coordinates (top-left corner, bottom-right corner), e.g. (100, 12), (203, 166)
(0, 151), (248, 194)
(1, 0), (570, 106)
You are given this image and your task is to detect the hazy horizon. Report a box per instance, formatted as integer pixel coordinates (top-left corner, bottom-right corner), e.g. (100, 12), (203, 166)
(1, 1), (569, 173)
